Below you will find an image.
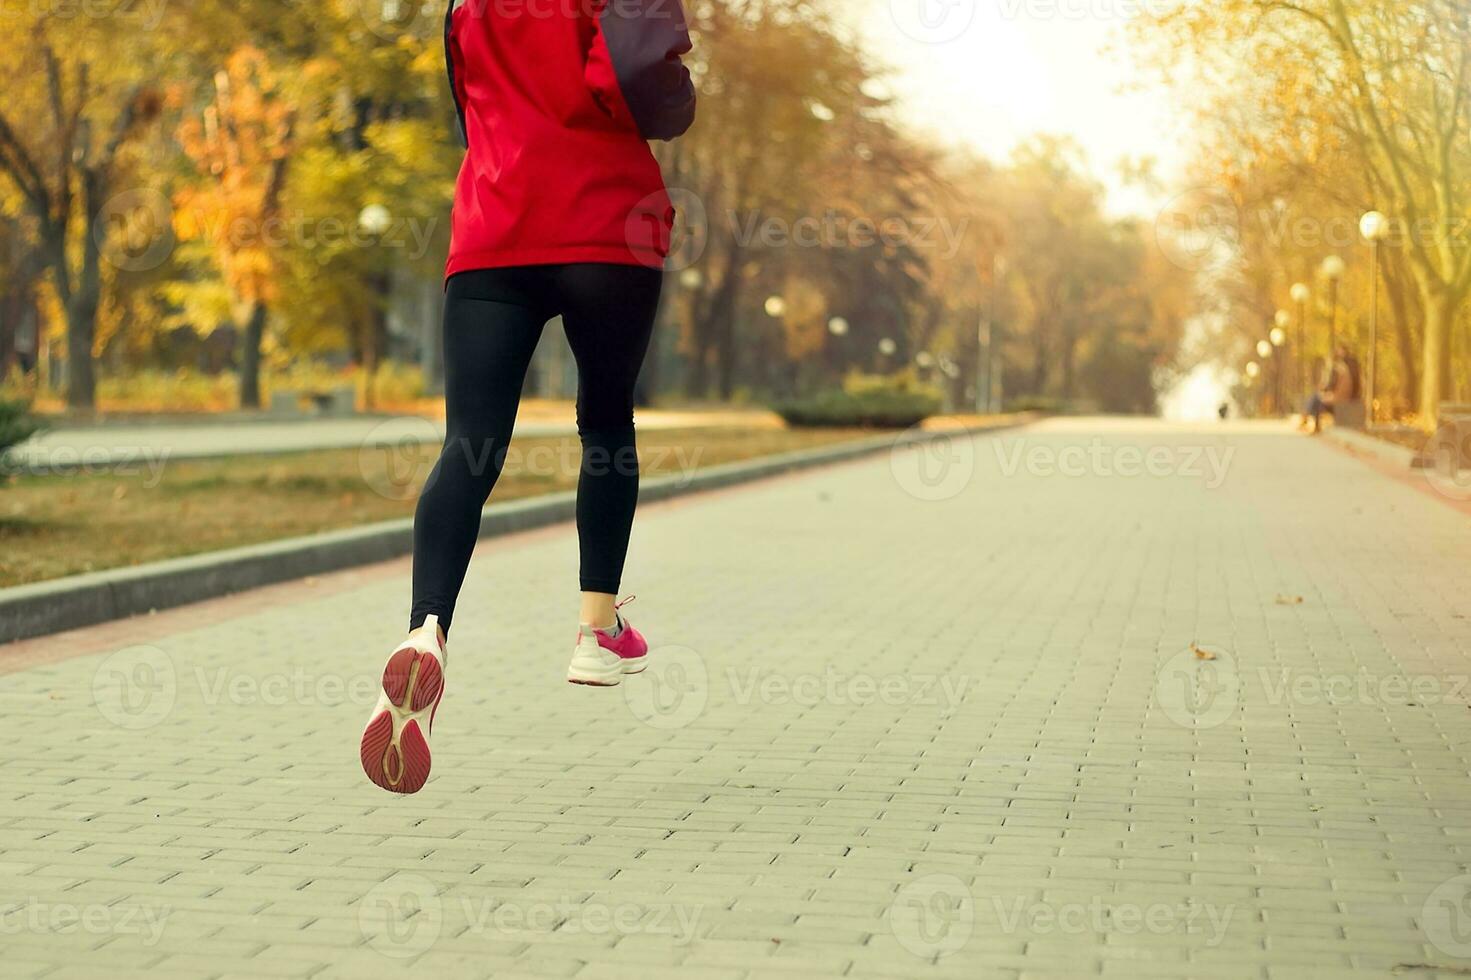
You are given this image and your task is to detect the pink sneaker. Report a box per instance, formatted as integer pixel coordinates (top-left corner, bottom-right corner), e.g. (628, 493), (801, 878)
(360, 615), (447, 794)
(566, 597), (648, 686)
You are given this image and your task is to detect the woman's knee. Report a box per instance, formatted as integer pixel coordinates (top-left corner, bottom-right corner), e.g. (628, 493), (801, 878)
(437, 431), (509, 486)
(575, 396), (636, 435)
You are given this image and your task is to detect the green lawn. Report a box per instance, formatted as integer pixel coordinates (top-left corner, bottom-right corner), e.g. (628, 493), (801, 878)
(0, 426), (887, 588)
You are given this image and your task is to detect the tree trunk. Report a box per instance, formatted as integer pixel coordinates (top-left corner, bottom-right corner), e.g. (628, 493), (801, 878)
(1382, 257), (1418, 414)
(637, 277), (674, 408)
(709, 260), (741, 401)
(716, 304), (737, 401)
(1419, 286), (1456, 423)
(65, 171), (111, 411)
(64, 293), (98, 411)
(689, 253), (739, 399)
(1060, 324), (1076, 401)
(239, 300), (267, 409)
(1030, 331), (1049, 396)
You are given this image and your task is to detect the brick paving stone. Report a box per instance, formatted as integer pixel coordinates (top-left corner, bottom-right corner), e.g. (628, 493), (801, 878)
(3, 418), (1470, 979)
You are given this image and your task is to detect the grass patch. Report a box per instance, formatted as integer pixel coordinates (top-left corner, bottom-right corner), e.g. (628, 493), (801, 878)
(0, 425), (884, 588)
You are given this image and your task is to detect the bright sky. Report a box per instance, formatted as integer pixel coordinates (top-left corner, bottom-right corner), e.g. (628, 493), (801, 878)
(846, 0), (1191, 218)
(845, 0), (1220, 416)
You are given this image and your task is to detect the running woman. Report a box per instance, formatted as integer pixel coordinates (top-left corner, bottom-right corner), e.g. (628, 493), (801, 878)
(360, 0), (697, 794)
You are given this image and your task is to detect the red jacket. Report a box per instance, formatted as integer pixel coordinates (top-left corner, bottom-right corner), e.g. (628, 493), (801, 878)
(444, 0), (697, 276)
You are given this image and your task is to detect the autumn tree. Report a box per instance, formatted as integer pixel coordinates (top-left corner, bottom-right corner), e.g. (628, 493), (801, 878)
(1137, 0), (1471, 422)
(176, 48), (298, 409)
(0, 6), (172, 408)
(671, 0), (942, 399)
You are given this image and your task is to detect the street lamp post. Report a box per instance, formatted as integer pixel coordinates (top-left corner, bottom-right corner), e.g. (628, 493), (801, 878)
(977, 253), (1005, 414)
(1273, 310), (1290, 411)
(826, 315), (849, 380)
(357, 204), (394, 410)
(1269, 326), (1286, 416)
(915, 350), (936, 389)
(1290, 282), (1310, 397)
(1321, 255), (1346, 364)
(1256, 339), (1274, 415)
(1360, 210), (1390, 425)
(976, 316), (991, 414)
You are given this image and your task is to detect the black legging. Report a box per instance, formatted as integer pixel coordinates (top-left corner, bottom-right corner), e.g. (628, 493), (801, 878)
(410, 263), (662, 633)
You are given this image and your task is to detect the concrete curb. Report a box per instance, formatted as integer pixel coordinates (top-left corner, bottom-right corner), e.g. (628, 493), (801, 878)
(29, 411), (406, 431)
(1323, 426), (1419, 468)
(0, 419), (1031, 644)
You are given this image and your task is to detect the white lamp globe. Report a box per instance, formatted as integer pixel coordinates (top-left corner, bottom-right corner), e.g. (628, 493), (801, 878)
(1359, 210), (1389, 242)
(358, 204), (392, 236)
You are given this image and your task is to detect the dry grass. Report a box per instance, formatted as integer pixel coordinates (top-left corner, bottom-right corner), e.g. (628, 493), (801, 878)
(0, 426), (884, 588)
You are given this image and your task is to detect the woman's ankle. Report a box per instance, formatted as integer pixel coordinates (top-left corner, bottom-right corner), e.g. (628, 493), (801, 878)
(579, 591), (617, 630)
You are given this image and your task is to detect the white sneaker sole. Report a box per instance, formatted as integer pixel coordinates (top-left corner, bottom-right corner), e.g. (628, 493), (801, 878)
(360, 646), (444, 794)
(566, 645), (647, 687)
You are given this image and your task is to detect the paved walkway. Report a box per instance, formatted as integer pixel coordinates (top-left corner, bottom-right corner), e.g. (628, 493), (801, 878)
(3, 418), (1470, 979)
(12, 409), (776, 471)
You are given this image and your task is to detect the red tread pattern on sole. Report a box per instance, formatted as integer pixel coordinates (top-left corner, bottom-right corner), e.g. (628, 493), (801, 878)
(409, 653), (444, 713)
(363, 647), (444, 795)
(393, 721), (432, 794)
(381, 648), (415, 705)
(359, 711), (395, 791)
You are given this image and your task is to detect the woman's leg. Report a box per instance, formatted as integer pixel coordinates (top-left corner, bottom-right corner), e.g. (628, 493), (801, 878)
(409, 271), (550, 634)
(554, 263), (663, 626)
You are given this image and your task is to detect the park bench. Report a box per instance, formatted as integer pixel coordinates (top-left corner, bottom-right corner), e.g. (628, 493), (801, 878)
(1333, 399), (1366, 429)
(1409, 403), (1471, 473)
(1434, 403), (1471, 469)
(268, 386), (357, 417)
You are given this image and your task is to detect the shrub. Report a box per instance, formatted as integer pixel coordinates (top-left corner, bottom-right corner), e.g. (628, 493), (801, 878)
(1004, 394), (1066, 414)
(774, 371), (942, 428)
(99, 370), (238, 412)
(0, 400), (42, 473)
